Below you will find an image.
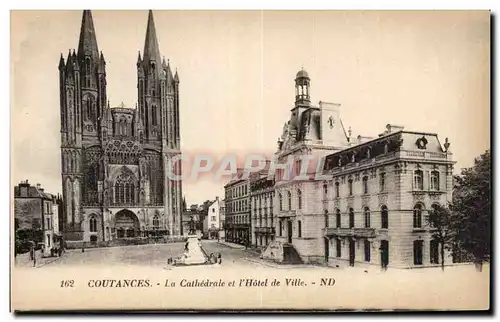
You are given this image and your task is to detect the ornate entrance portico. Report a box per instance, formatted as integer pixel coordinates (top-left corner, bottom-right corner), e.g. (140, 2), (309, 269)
(115, 209), (140, 238)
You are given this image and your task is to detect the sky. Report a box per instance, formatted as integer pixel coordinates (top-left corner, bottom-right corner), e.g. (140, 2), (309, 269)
(10, 10), (490, 205)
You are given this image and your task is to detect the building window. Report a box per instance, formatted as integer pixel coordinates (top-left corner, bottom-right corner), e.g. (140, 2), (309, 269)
(212, 208), (215, 213)
(429, 203), (440, 228)
(279, 193), (283, 211)
(348, 179), (353, 196)
(413, 240), (424, 265)
(297, 189), (302, 209)
(336, 238), (341, 257)
(381, 205), (389, 229)
(287, 191), (292, 210)
(323, 183), (328, 197)
(89, 216), (97, 232)
(379, 172), (386, 192)
(115, 175), (135, 205)
(362, 176), (369, 194)
(153, 215), (160, 229)
(279, 221), (283, 236)
(430, 239), (440, 264)
(211, 216), (216, 221)
(364, 207), (371, 228)
(414, 170), (424, 190)
(335, 182), (340, 198)
(364, 240), (371, 262)
(324, 209), (329, 228)
(349, 208), (354, 228)
(413, 204), (423, 228)
(430, 171), (440, 191)
(298, 220), (302, 238)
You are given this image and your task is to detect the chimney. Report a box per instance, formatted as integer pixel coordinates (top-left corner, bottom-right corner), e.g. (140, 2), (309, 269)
(36, 183), (41, 189)
(216, 196), (219, 202)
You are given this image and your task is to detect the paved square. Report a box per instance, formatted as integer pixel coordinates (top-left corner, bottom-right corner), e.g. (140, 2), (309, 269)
(15, 240), (267, 269)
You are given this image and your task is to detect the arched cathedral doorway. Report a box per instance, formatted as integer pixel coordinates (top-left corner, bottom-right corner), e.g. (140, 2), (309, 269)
(115, 209), (140, 238)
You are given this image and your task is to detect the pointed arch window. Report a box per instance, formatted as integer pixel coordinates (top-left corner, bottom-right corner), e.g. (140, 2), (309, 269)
(85, 98), (91, 121)
(89, 216), (97, 232)
(85, 57), (91, 87)
(114, 174), (136, 205)
(152, 105), (158, 126)
(153, 215), (160, 229)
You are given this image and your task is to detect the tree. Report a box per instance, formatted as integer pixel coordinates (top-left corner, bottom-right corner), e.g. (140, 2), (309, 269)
(426, 203), (456, 271)
(453, 150), (491, 268)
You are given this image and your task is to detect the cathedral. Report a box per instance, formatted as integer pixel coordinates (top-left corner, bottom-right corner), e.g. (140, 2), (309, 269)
(59, 10), (183, 244)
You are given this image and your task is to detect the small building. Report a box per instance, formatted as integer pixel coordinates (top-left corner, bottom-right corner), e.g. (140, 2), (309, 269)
(14, 181), (61, 255)
(206, 197), (222, 239)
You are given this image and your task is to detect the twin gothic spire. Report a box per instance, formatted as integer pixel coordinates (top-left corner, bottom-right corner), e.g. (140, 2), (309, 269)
(142, 10), (162, 69)
(63, 10), (178, 82)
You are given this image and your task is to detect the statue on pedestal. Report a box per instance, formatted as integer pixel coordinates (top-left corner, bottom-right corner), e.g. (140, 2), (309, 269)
(189, 216), (196, 235)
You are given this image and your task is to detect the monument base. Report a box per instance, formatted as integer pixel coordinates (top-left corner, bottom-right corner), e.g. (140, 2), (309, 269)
(172, 235), (209, 266)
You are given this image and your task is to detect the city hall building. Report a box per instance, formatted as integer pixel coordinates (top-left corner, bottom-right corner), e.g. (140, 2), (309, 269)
(262, 70), (455, 269)
(321, 126), (455, 269)
(59, 10), (183, 244)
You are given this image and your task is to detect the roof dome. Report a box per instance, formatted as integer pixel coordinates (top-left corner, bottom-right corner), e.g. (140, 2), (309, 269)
(296, 69), (309, 79)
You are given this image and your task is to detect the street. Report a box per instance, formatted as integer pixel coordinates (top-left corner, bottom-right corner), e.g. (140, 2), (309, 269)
(15, 240), (266, 269)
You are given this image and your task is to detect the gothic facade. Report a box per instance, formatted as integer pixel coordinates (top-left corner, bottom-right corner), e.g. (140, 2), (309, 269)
(59, 10), (182, 243)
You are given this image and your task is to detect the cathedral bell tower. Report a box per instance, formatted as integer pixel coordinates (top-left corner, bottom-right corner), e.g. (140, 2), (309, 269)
(136, 10), (182, 236)
(136, 10), (179, 146)
(59, 10), (107, 240)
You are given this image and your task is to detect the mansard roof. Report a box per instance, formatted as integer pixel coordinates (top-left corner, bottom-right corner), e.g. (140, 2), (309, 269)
(323, 127), (450, 172)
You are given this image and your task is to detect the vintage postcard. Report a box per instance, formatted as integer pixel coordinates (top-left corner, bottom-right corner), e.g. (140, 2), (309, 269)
(10, 9), (491, 312)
